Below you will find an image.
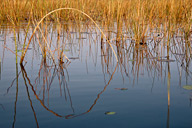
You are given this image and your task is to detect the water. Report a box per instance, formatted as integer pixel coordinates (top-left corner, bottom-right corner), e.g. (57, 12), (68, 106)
(0, 24), (192, 128)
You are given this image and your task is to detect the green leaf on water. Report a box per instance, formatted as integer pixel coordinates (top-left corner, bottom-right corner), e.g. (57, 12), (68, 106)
(183, 85), (192, 90)
(115, 88), (128, 90)
(105, 111), (116, 115)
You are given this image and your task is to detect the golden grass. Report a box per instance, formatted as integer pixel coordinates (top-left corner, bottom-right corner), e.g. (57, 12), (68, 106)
(0, 0), (191, 25)
(0, 0), (191, 64)
(1, 0), (191, 45)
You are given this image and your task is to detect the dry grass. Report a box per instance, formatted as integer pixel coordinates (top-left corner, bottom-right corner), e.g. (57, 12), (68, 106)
(0, 0), (191, 25)
(0, 0), (192, 64)
(1, 0), (191, 44)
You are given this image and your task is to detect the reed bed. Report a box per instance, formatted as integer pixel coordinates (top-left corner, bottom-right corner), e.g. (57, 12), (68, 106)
(0, 0), (192, 64)
(1, 0), (191, 45)
(1, 0), (191, 26)
(1, 0), (192, 123)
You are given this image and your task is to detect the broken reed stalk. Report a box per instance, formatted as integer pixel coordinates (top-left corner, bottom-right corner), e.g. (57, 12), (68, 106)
(20, 8), (119, 64)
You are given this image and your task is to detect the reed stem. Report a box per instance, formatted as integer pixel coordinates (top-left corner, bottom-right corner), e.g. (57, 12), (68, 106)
(20, 8), (118, 64)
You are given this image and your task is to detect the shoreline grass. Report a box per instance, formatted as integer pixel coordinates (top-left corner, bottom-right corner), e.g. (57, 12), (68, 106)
(1, 0), (191, 45)
(0, 0), (191, 25)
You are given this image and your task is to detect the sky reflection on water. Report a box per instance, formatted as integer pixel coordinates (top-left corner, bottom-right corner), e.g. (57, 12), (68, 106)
(0, 24), (192, 128)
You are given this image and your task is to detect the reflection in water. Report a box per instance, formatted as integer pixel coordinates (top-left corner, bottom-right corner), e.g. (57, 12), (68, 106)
(12, 63), (18, 128)
(21, 65), (39, 128)
(6, 64), (24, 95)
(66, 63), (118, 119)
(0, 104), (5, 111)
(19, 61), (118, 119)
(20, 64), (63, 118)
(32, 58), (74, 113)
(1, 23), (192, 127)
(166, 41), (170, 128)
(0, 55), (1, 80)
(167, 39), (171, 107)
(167, 106), (170, 128)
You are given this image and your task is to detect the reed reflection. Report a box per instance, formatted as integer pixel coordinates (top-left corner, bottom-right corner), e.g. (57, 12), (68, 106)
(0, 56), (1, 80)
(19, 59), (118, 120)
(1, 23), (192, 127)
(21, 63), (39, 128)
(20, 63), (63, 117)
(12, 63), (18, 128)
(166, 42), (171, 128)
(66, 63), (118, 119)
(167, 106), (170, 128)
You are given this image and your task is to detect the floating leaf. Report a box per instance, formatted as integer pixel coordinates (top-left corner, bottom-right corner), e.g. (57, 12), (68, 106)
(183, 85), (192, 90)
(115, 88), (128, 90)
(105, 111), (116, 115)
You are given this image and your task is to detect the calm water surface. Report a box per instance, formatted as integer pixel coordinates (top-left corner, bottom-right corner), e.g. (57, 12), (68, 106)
(0, 24), (192, 128)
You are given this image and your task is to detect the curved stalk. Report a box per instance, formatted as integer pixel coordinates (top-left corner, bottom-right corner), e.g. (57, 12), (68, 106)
(20, 8), (118, 64)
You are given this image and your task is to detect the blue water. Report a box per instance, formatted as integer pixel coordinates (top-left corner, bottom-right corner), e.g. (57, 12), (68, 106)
(0, 27), (192, 128)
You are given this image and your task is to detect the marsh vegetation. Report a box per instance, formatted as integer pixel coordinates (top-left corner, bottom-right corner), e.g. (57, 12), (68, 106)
(0, 0), (192, 127)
